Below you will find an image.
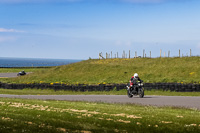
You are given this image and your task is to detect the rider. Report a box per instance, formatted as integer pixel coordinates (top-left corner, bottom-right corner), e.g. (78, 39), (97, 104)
(129, 73), (143, 91)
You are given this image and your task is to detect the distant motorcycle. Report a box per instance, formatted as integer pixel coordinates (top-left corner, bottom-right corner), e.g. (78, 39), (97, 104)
(17, 71), (26, 76)
(127, 81), (144, 98)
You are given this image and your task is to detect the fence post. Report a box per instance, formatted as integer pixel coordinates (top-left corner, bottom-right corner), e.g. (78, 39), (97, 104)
(190, 49), (192, 57)
(168, 51), (170, 58)
(129, 50), (130, 59)
(99, 53), (100, 59)
(150, 51), (151, 58)
(179, 49), (180, 57)
(111, 51), (112, 59)
(135, 51), (137, 58)
(143, 49), (145, 58)
(160, 49), (162, 58)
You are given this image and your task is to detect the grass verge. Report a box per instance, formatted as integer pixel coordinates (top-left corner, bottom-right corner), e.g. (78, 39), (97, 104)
(0, 98), (200, 133)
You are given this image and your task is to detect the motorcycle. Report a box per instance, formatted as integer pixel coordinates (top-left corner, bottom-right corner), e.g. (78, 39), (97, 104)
(17, 71), (26, 76)
(126, 81), (144, 98)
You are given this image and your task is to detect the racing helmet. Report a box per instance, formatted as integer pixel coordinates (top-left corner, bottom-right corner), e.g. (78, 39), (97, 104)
(134, 73), (139, 79)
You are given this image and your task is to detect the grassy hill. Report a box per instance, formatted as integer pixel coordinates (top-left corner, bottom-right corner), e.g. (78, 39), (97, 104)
(4, 57), (200, 84)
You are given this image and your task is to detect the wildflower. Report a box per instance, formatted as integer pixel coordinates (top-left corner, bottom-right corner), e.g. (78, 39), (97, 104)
(28, 122), (33, 125)
(161, 121), (172, 124)
(117, 119), (131, 123)
(185, 124), (197, 127)
(176, 116), (183, 118)
(189, 72), (195, 75)
(77, 116), (82, 118)
(127, 115), (142, 119)
(57, 128), (66, 132)
(190, 124), (197, 126)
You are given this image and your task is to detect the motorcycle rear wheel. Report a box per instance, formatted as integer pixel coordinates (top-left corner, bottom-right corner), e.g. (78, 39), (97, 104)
(127, 90), (133, 98)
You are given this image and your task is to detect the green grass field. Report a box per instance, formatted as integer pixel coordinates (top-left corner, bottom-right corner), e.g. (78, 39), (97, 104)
(0, 57), (200, 132)
(0, 98), (200, 133)
(2, 57), (200, 84)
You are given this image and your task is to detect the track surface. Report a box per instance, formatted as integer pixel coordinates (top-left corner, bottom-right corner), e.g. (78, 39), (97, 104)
(0, 72), (31, 78)
(0, 94), (200, 110)
(0, 73), (19, 78)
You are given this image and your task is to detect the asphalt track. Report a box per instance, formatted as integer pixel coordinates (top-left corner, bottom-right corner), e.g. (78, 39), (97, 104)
(0, 94), (200, 110)
(0, 72), (31, 78)
(0, 73), (19, 78)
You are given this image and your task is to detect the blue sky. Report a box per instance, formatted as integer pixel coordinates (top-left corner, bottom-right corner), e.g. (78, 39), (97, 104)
(0, 0), (200, 59)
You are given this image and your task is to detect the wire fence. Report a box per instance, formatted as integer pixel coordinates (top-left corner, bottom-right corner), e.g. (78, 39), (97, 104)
(99, 49), (195, 59)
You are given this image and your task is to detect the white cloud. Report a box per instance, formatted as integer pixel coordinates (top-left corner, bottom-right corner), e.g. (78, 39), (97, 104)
(0, 28), (24, 33)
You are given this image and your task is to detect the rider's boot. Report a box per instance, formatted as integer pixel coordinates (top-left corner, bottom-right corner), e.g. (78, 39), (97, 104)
(126, 86), (130, 90)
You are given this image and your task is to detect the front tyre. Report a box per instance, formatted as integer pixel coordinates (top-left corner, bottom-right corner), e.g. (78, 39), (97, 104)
(127, 89), (133, 98)
(139, 88), (144, 98)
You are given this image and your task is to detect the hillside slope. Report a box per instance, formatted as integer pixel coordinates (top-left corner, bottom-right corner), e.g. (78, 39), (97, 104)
(6, 57), (200, 84)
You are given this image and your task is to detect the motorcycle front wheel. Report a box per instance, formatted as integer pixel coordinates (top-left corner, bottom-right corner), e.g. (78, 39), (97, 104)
(139, 88), (144, 98)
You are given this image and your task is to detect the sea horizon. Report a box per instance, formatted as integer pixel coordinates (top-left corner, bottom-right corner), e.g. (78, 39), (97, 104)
(0, 57), (82, 67)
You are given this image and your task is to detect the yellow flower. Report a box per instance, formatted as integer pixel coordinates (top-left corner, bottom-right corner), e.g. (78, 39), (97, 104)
(50, 83), (54, 85)
(189, 72), (195, 75)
